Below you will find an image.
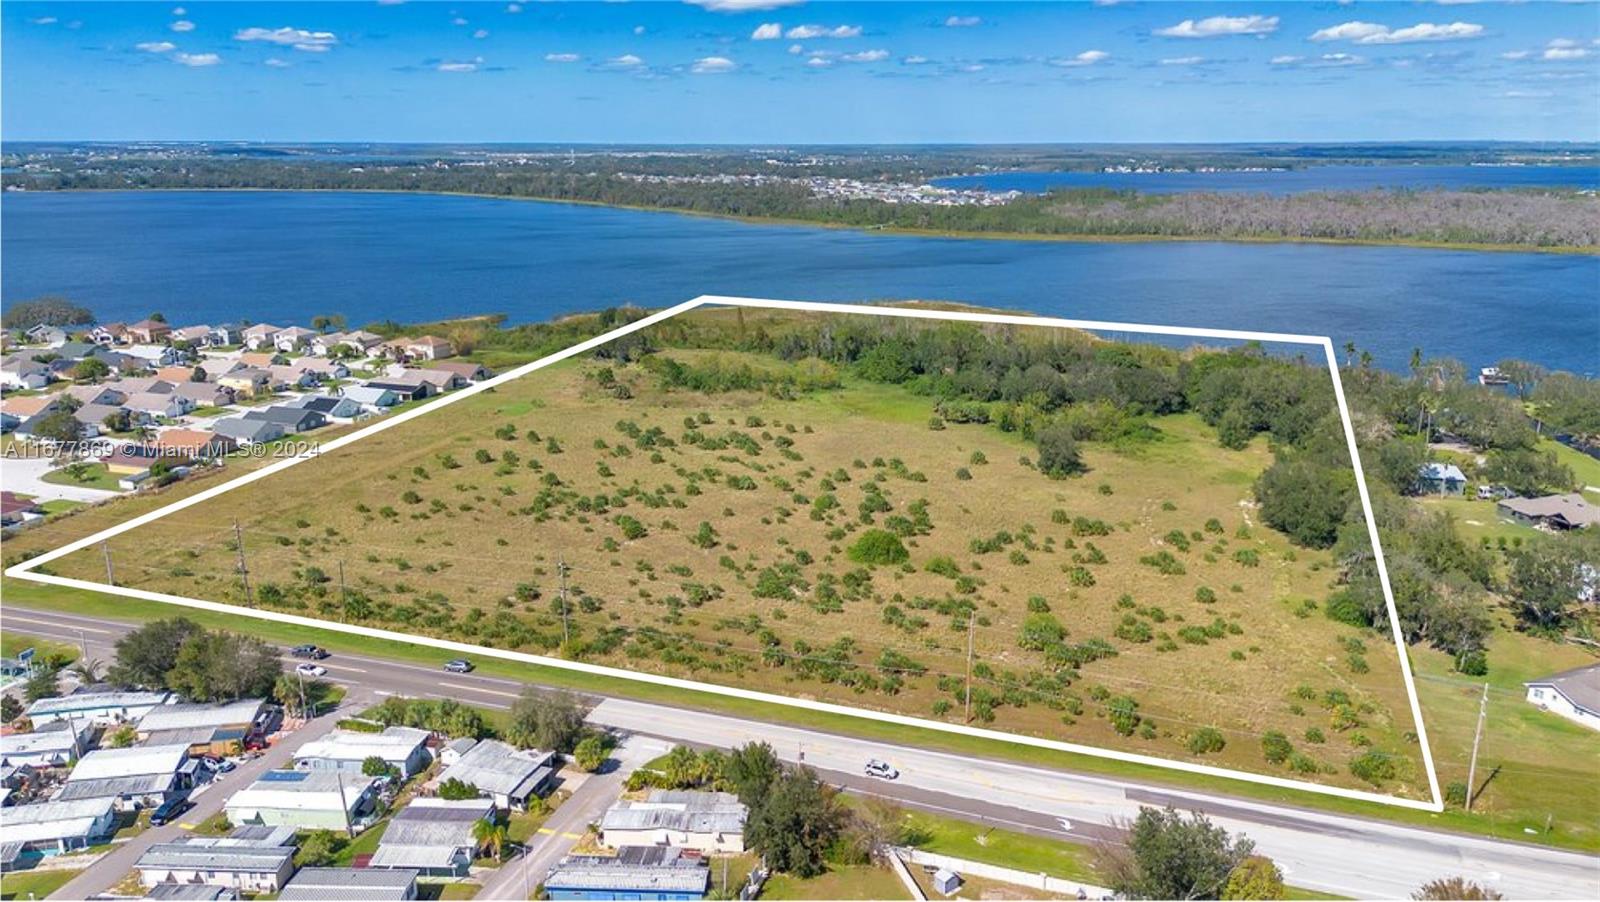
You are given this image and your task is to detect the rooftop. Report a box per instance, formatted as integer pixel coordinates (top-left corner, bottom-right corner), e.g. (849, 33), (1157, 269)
(137, 838), (294, 874)
(436, 740), (552, 798)
(601, 791), (748, 836)
(295, 726), (430, 764)
(278, 867), (419, 901)
(0, 797), (115, 844)
(546, 847), (710, 895)
(1527, 663), (1600, 714)
(26, 691), (172, 718)
(68, 744), (190, 782)
(1499, 493), (1600, 528)
(137, 699), (265, 734)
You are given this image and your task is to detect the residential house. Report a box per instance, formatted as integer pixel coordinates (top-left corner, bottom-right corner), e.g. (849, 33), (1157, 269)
(544, 846), (711, 902)
(401, 369), (468, 392)
(113, 377), (176, 396)
(434, 740), (555, 811)
(309, 332), (347, 357)
(0, 797), (117, 853)
(369, 797), (493, 877)
(1497, 493), (1600, 530)
(289, 394), (363, 420)
(137, 699), (272, 757)
(0, 357), (52, 390)
(267, 365), (320, 390)
(294, 726), (432, 779)
(71, 404), (135, 437)
(341, 385), (400, 411)
(155, 365), (206, 385)
(143, 884), (241, 900)
(241, 325), (282, 351)
(93, 350), (144, 376)
(25, 690), (173, 727)
(278, 868), (419, 902)
(599, 791), (748, 854)
(1, 491), (45, 528)
(0, 395), (62, 424)
(23, 325), (67, 346)
(124, 391), (195, 420)
(273, 326), (319, 353)
(363, 380), (433, 403)
(242, 406), (327, 434)
(64, 384), (127, 407)
(170, 325), (213, 346)
(431, 361), (493, 383)
(124, 344), (186, 367)
(438, 738), (478, 768)
(290, 358), (349, 381)
(171, 382), (235, 409)
(90, 323), (130, 346)
(225, 770), (377, 830)
(53, 340), (100, 361)
(0, 720), (92, 768)
(1525, 664), (1600, 732)
(1417, 462), (1467, 495)
(103, 445), (170, 479)
(235, 352), (285, 370)
(208, 324), (245, 347)
(338, 330), (385, 355)
(404, 336), (455, 361)
(211, 417), (284, 446)
(57, 744), (192, 810)
(128, 319), (173, 344)
(216, 368), (272, 399)
(136, 830), (297, 894)
(156, 428), (238, 459)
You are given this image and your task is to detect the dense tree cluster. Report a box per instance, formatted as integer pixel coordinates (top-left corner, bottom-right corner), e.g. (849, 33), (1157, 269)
(1097, 806), (1262, 900)
(1, 295), (94, 328)
(108, 618), (281, 702)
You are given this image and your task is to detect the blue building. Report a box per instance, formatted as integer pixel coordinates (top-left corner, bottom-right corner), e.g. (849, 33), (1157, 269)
(544, 847), (711, 901)
(1417, 462), (1467, 496)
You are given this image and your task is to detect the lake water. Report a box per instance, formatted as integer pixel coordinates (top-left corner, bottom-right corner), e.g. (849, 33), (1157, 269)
(935, 164), (1600, 195)
(2, 190), (1595, 374)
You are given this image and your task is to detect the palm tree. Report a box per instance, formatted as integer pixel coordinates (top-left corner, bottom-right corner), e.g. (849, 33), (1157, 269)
(471, 817), (509, 862)
(1342, 341), (1356, 368)
(70, 658), (104, 685)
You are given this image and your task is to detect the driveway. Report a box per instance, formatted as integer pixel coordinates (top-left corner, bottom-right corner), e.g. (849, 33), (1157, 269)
(0, 452), (120, 503)
(475, 734), (671, 901)
(48, 692), (372, 900)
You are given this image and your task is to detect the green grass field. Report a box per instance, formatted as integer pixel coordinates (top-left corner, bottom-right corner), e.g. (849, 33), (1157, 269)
(0, 868), (82, 901)
(42, 330), (1422, 795)
(762, 864), (910, 900)
(39, 462), (122, 492)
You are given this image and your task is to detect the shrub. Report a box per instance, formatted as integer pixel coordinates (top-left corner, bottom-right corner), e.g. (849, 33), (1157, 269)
(1349, 750), (1397, 786)
(1107, 696), (1141, 736)
(1036, 425), (1084, 478)
(1260, 730), (1293, 765)
(1018, 613), (1067, 651)
(847, 530), (909, 566)
(1187, 727), (1226, 755)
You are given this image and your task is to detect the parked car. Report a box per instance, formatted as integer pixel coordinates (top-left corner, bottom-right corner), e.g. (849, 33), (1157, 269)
(149, 797), (190, 826)
(295, 663), (328, 677)
(443, 658), (475, 673)
(864, 759), (899, 780)
(290, 644), (330, 659)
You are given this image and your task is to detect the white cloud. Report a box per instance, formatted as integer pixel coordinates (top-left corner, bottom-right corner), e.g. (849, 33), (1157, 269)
(452, 17), (468, 26)
(1161, 56), (1205, 65)
(751, 23), (782, 40)
(1310, 20), (1484, 44)
(607, 53), (644, 67)
(1544, 44), (1590, 61)
(506, 3), (523, 12)
(1499, 50), (1530, 60)
(1269, 54), (1303, 65)
(945, 16), (981, 28)
(1498, 89), (1552, 98)
(474, 29), (490, 39)
(28, 16), (57, 25)
(902, 55), (930, 65)
(173, 52), (220, 67)
(1316, 52), (1365, 66)
(842, 49), (890, 62)
(1156, 15), (1278, 38)
(1050, 49), (1110, 67)
(788, 43), (803, 54)
(136, 41), (177, 53)
(633, 26), (646, 36)
(437, 57), (483, 73)
(687, 0), (806, 12)
(170, 20), (196, 33)
(786, 25), (862, 39)
(264, 57), (291, 68)
(691, 55), (736, 73)
(958, 63), (985, 73)
(545, 53), (581, 63)
(172, 7), (186, 16)
(234, 27), (338, 53)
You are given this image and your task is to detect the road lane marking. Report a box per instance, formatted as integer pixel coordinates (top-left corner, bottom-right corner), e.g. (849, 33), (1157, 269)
(3, 614), (114, 634)
(440, 682), (520, 698)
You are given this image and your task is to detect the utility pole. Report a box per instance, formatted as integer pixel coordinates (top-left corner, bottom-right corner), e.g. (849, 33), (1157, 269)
(101, 541), (114, 585)
(335, 769), (355, 838)
(233, 521), (253, 606)
(1465, 681), (1489, 812)
(77, 630), (90, 665)
(963, 612), (976, 723)
(558, 556), (571, 646)
(337, 560), (348, 605)
(296, 667), (309, 720)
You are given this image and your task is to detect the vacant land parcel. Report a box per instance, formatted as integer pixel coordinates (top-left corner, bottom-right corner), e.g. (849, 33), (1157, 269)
(38, 303), (1428, 798)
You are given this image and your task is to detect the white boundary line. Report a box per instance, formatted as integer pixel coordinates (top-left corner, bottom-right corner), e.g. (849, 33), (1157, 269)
(4, 295), (1444, 813)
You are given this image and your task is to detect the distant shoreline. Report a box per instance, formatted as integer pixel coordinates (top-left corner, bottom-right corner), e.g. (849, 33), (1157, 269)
(17, 186), (1600, 257)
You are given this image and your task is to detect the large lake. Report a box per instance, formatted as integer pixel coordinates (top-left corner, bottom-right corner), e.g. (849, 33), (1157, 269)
(935, 164), (1600, 195)
(2, 190), (1595, 373)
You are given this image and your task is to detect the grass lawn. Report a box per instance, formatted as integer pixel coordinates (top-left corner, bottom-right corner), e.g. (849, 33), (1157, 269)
(432, 883), (481, 900)
(0, 868), (83, 901)
(37, 500), (85, 516)
(1545, 438), (1600, 491)
(761, 865), (909, 900)
(332, 819), (388, 865)
(1285, 886), (1354, 900)
(1414, 496), (1533, 547)
(186, 405), (232, 418)
(0, 631), (79, 664)
(882, 804), (1098, 884)
(39, 462), (122, 491)
(909, 868), (1070, 900)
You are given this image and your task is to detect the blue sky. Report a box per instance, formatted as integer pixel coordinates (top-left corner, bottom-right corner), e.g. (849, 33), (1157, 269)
(5, 1), (1597, 143)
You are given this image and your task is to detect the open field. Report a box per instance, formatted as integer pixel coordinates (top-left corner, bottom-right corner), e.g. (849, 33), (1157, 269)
(33, 307), (1426, 796)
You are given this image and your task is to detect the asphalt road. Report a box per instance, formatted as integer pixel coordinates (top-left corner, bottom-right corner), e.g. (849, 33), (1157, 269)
(6, 606), (1598, 900)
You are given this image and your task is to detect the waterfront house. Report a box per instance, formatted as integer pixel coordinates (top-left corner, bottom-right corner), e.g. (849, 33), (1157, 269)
(278, 868), (419, 902)
(24, 325), (67, 347)
(600, 791), (748, 854)
(208, 324), (245, 347)
(294, 726), (432, 779)
(225, 770), (377, 830)
(434, 740), (554, 811)
(369, 797), (493, 877)
(170, 325), (213, 346)
(1497, 493), (1600, 530)
(26, 690), (172, 727)
(90, 323), (130, 346)
(309, 332), (347, 357)
(337, 330), (386, 355)
(128, 320), (173, 344)
(273, 327), (319, 353)
(1525, 664), (1600, 732)
(1417, 462), (1467, 495)
(544, 846), (711, 902)
(58, 743), (192, 810)
(241, 325), (282, 351)
(431, 361), (493, 382)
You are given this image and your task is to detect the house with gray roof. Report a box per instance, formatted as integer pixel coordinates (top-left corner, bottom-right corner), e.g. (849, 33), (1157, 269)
(1, 797), (117, 852)
(136, 831), (296, 894)
(434, 740), (554, 811)
(600, 791), (748, 854)
(1526, 663), (1600, 732)
(0, 720), (92, 768)
(369, 797), (493, 876)
(341, 385), (400, 411)
(295, 726), (432, 779)
(143, 884), (240, 901)
(289, 394), (364, 420)
(242, 405), (327, 434)
(1417, 462), (1467, 495)
(545, 846), (711, 901)
(27, 690), (173, 727)
(1497, 493), (1600, 531)
(278, 867), (420, 901)
(59, 743), (191, 809)
(212, 416), (284, 445)
(225, 770), (378, 830)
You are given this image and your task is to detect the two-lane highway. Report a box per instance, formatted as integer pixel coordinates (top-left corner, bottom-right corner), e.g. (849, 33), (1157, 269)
(5, 605), (1597, 899)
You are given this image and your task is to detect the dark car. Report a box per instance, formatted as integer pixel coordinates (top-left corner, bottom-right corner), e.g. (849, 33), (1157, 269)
(149, 797), (190, 826)
(443, 658), (475, 673)
(289, 644), (329, 659)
